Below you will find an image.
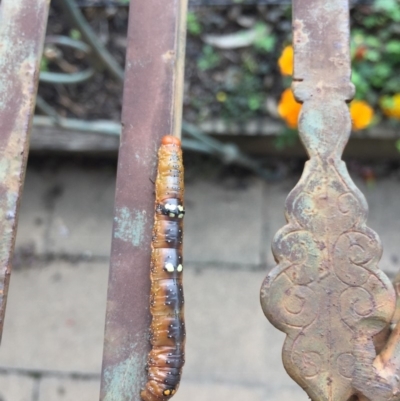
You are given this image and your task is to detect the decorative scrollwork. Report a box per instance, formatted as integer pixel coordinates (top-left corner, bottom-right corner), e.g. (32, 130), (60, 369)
(260, 4), (396, 400)
(261, 128), (396, 400)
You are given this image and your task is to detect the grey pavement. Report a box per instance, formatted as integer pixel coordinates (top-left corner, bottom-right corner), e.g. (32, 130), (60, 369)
(0, 160), (398, 401)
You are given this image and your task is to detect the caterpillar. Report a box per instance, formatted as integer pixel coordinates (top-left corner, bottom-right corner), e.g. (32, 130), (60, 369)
(141, 135), (185, 401)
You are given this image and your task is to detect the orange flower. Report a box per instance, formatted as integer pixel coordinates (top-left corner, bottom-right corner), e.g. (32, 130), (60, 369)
(380, 94), (400, 119)
(354, 45), (367, 61)
(278, 45), (293, 76)
(278, 88), (301, 128)
(350, 100), (374, 130)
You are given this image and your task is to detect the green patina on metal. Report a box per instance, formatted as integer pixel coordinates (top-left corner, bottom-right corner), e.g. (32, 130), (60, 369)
(103, 350), (147, 401)
(114, 207), (148, 246)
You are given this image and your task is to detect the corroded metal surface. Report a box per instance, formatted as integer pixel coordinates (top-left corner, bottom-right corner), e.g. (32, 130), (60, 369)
(260, 1), (400, 400)
(99, 1), (188, 400)
(0, 0), (50, 340)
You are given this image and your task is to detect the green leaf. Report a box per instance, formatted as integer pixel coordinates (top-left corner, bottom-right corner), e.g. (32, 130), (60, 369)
(248, 94), (262, 111)
(197, 45), (220, 71)
(365, 36), (381, 48)
(254, 35), (276, 53)
(40, 57), (49, 72)
(386, 40), (400, 54)
(384, 76), (400, 92)
(365, 49), (381, 62)
(374, 0), (398, 13)
(371, 63), (391, 87)
(363, 15), (380, 28)
(253, 22), (276, 53)
(187, 12), (202, 36)
(69, 29), (81, 41)
(351, 70), (370, 98)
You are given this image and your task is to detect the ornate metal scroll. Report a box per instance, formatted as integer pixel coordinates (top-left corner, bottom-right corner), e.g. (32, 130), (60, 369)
(260, 1), (400, 400)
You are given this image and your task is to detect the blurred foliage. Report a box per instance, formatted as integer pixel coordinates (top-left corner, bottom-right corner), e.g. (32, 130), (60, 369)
(274, 127), (298, 150)
(197, 45), (221, 71)
(69, 28), (82, 40)
(185, 0), (400, 144)
(184, 6), (290, 124)
(40, 57), (49, 72)
(187, 11), (203, 36)
(39, 0), (400, 151)
(350, 0), (400, 125)
(352, 4), (400, 104)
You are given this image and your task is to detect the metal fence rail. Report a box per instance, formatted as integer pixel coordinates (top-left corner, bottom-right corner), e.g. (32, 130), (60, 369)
(99, 1), (188, 400)
(0, 0), (50, 342)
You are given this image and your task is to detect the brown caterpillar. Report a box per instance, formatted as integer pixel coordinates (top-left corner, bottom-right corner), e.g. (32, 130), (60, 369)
(141, 135), (185, 401)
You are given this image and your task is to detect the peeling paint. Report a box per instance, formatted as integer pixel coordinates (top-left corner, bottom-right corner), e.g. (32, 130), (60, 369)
(114, 207), (148, 246)
(162, 49), (176, 62)
(293, 19), (309, 47)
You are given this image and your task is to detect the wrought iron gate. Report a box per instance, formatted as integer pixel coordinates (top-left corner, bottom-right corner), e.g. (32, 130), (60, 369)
(0, 1), (399, 400)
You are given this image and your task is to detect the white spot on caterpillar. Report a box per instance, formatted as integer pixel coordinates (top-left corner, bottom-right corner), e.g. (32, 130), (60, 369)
(177, 264), (183, 272)
(178, 205), (184, 211)
(169, 204), (177, 211)
(178, 214), (184, 218)
(165, 263), (175, 272)
(169, 213), (175, 217)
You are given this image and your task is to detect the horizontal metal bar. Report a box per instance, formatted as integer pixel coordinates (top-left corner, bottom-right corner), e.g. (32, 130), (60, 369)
(27, 122), (400, 160)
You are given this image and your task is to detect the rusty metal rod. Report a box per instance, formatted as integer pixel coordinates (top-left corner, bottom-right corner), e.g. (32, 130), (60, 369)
(99, 1), (188, 400)
(0, 0), (50, 341)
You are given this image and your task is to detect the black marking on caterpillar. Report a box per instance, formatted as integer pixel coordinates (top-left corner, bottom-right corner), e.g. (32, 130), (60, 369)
(141, 135), (185, 401)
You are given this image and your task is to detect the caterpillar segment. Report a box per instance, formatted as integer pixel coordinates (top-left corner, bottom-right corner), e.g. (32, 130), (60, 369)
(141, 135), (185, 401)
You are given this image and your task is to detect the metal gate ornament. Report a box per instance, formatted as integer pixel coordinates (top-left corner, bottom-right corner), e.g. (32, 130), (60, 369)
(260, 1), (400, 400)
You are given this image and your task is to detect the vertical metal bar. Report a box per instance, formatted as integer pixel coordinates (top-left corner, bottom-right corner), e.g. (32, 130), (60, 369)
(260, 1), (400, 401)
(0, 0), (50, 340)
(100, 1), (188, 400)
